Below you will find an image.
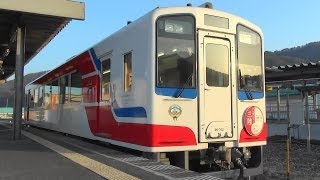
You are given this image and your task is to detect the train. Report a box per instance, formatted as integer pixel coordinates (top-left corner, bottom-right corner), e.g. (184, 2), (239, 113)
(24, 2), (266, 179)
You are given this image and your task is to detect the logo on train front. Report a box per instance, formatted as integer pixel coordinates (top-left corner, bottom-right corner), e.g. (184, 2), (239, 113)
(168, 104), (182, 120)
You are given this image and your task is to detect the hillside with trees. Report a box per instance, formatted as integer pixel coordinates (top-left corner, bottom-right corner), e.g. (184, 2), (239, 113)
(0, 71), (47, 107)
(265, 41), (320, 67)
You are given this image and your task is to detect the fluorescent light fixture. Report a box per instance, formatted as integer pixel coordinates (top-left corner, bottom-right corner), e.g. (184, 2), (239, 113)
(103, 70), (110, 74)
(158, 52), (164, 57)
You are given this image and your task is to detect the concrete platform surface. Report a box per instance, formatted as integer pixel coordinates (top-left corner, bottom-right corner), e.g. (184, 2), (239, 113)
(0, 122), (104, 180)
(0, 120), (222, 180)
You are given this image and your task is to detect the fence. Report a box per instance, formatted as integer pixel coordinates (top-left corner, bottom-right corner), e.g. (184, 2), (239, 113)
(267, 104), (320, 140)
(0, 107), (12, 119)
(266, 104), (320, 121)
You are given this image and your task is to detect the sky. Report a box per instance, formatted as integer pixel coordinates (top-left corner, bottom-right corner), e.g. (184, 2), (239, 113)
(23, 0), (320, 75)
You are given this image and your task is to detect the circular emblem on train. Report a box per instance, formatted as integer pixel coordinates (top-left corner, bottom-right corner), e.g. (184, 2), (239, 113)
(168, 104), (182, 120)
(243, 106), (264, 136)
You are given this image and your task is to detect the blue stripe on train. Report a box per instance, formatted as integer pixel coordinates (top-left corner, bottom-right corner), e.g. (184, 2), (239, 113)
(238, 91), (264, 100)
(155, 87), (197, 99)
(113, 107), (147, 117)
(89, 48), (101, 72)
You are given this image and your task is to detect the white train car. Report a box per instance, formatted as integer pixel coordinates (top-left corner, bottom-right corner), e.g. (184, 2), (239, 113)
(25, 3), (266, 178)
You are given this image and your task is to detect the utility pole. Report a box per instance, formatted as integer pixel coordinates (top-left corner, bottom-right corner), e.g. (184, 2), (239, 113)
(286, 92), (291, 179)
(305, 91), (311, 152)
(277, 87), (281, 121)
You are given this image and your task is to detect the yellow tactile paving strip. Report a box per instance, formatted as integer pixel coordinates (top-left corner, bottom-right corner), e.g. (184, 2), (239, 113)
(22, 131), (140, 180)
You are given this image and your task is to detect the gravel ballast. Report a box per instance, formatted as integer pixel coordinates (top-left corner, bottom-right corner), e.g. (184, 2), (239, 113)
(263, 139), (320, 180)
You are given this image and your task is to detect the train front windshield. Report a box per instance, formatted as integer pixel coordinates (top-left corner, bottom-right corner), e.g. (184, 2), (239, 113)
(156, 15), (196, 88)
(237, 25), (263, 98)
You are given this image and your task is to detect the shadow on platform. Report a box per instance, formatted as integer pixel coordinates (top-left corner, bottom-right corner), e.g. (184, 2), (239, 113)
(0, 120), (103, 180)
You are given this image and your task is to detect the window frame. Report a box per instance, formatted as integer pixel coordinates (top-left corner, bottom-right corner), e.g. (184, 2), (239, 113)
(236, 23), (264, 100)
(155, 14), (197, 89)
(205, 42), (230, 87)
(123, 52), (133, 93)
(101, 57), (111, 101)
(69, 71), (83, 104)
(58, 74), (71, 104)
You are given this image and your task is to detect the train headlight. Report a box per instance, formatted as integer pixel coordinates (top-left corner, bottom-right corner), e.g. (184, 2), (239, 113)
(169, 104), (182, 120)
(243, 106), (264, 136)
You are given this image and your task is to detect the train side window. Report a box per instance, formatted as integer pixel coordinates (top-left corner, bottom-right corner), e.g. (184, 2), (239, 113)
(34, 88), (39, 107)
(26, 90), (34, 108)
(70, 71), (82, 103)
(124, 52), (132, 92)
(101, 59), (111, 101)
(59, 76), (70, 104)
(38, 86), (44, 107)
(51, 80), (59, 107)
(44, 83), (51, 108)
(66, 75), (71, 103)
(59, 77), (65, 104)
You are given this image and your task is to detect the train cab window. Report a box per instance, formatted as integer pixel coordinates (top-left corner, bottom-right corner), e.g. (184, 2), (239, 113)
(124, 52), (132, 92)
(237, 25), (263, 92)
(156, 15), (196, 88)
(70, 72), (82, 103)
(101, 59), (111, 101)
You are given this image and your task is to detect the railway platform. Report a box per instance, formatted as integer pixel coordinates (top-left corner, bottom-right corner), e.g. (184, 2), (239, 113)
(0, 120), (221, 180)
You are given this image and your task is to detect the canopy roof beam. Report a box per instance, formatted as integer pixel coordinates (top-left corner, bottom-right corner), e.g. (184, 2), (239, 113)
(0, 0), (84, 20)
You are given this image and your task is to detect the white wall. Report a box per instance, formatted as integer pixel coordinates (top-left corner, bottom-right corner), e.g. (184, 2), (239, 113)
(268, 122), (320, 140)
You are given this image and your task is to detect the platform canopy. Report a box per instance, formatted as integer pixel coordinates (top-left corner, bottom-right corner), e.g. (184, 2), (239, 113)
(266, 62), (320, 83)
(0, 0), (85, 81)
(266, 62), (320, 93)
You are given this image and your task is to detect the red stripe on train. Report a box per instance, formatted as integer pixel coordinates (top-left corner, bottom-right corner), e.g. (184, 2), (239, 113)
(239, 123), (267, 143)
(85, 106), (197, 147)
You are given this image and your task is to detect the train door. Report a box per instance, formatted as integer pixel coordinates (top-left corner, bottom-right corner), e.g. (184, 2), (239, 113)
(98, 53), (112, 136)
(199, 32), (235, 142)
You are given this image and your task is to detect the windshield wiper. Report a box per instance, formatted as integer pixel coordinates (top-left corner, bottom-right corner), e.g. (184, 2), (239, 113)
(243, 86), (254, 100)
(239, 69), (253, 100)
(175, 73), (193, 98)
